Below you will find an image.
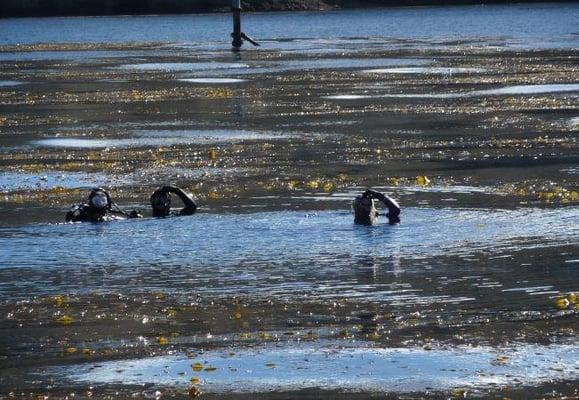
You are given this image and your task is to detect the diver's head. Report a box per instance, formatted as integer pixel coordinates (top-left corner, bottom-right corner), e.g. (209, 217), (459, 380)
(151, 191), (171, 217)
(88, 188), (111, 214)
(353, 194), (378, 225)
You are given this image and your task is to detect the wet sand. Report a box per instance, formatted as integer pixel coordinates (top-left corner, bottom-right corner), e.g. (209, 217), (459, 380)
(0, 37), (578, 398)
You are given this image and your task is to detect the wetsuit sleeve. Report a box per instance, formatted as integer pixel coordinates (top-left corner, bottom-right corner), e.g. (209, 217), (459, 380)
(381, 195), (401, 220)
(66, 205), (89, 222)
(167, 186), (197, 216)
(364, 190), (401, 224)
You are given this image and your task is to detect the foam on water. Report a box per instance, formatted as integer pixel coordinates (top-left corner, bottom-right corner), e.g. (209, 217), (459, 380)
(56, 342), (578, 392)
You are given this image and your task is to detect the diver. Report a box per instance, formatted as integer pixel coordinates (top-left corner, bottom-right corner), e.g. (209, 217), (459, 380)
(353, 189), (400, 225)
(66, 188), (141, 223)
(150, 185), (197, 217)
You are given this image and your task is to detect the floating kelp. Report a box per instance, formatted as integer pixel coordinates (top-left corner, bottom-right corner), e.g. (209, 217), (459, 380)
(501, 181), (578, 204)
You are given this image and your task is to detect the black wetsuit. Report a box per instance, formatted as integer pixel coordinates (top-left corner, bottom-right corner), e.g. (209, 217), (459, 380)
(151, 186), (197, 218)
(379, 194), (401, 224)
(66, 204), (141, 222)
(364, 189), (401, 225)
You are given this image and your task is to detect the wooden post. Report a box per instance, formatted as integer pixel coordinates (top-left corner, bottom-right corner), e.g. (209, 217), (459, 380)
(232, 0), (243, 50)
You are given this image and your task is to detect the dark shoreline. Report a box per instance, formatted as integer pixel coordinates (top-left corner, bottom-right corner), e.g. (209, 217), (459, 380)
(0, 0), (575, 19)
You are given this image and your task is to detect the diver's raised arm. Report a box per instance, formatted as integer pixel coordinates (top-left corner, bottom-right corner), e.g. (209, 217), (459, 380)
(382, 195), (400, 224)
(364, 189), (400, 224)
(166, 186), (197, 216)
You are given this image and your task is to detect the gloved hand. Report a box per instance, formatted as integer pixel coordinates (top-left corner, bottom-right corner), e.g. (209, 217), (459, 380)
(129, 210), (142, 218)
(363, 190), (385, 201)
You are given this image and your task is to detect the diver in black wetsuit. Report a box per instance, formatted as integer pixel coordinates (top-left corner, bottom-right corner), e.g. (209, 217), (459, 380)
(65, 188), (141, 223)
(150, 185), (197, 217)
(353, 189), (400, 226)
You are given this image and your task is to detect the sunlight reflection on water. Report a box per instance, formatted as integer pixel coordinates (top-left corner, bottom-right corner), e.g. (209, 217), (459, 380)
(0, 208), (576, 301)
(57, 342), (578, 392)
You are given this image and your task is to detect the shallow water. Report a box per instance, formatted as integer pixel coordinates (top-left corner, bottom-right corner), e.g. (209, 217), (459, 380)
(0, 207), (576, 302)
(179, 78), (248, 84)
(0, 5), (578, 396)
(363, 67), (485, 74)
(118, 57), (429, 77)
(1, 4), (578, 49)
(55, 342), (578, 392)
(0, 167), (246, 191)
(475, 83), (579, 96)
(0, 80), (23, 87)
(325, 83), (579, 100)
(0, 50), (158, 62)
(117, 62), (250, 72)
(32, 129), (290, 149)
(0, 171), (122, 191)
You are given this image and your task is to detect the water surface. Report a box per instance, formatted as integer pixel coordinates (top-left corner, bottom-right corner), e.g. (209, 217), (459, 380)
(0, 208), (576, 303)
(0, 171), (122, 191)
(57, 342), (579, 392)
(363, 67), (485, 74)
(0, 80), (23, 87)
(0, 4), (578, 397)
(179, 78), (247, 84)
(1, 4), (577, 48)
(33, 129), (290, 149)
(325, 83), (579, 100)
